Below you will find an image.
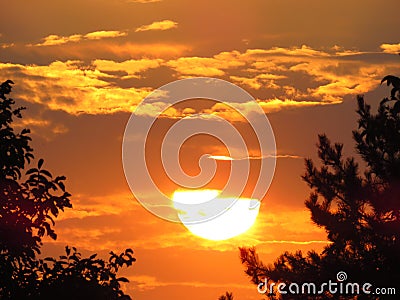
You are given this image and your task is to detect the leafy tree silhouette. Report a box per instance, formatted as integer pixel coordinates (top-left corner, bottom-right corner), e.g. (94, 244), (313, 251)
(240, 76), (400, 299)
(0, 80), (135, 299)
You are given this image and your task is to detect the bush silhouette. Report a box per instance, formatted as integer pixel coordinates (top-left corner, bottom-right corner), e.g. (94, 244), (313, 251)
(0, 80), (135, 299)
(240, 76), (400, 299)
(218, 291), (234, 300)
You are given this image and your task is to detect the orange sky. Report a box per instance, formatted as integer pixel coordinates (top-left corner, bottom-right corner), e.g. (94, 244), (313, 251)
(1, 1), (400, 299)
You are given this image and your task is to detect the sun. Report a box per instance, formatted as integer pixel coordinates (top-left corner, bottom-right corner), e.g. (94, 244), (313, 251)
(172, 190), (260, 241)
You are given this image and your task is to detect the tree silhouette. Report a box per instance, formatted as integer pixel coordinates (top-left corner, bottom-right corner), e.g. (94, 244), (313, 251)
(240, 76), (400, 299)
(31, 247), (135, 300)
(0, 80), (135, 299)
(218, 291), (234, 300)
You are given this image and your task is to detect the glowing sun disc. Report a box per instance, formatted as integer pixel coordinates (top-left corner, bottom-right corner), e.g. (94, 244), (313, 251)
(172, 190), (260, 241)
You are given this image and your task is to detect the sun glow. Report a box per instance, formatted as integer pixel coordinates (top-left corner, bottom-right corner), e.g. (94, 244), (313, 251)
(172, 190), (260, 241)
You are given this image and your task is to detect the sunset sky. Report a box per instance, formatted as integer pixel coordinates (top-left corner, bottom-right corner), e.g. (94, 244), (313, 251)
(1, 1), (400, 299)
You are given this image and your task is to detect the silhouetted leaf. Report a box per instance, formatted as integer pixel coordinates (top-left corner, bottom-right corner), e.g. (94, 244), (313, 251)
(44, 257), (56, 262)
(38, 158), (44, 169)
(26, 168), (38, 175)
(117, 277), (129, 283)
(40, 169), (52, 178)
(58, 181), (65, 192)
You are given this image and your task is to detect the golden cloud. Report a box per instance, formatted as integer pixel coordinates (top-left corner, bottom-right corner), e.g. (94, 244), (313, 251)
(1, 43), (15, 49)
(84, 30), (127, 40)
(135, 20), (178, 32)
(166, 57), (225, 76)
(217, 46), (395, 106)
(243, 45), (330, 58)
(17, 118), (51, 128)
(35, 30), (127, 46)
(2, 45), (398, 116)
(289, 60), (387, 102)
(258, 98), (337, 113)
(93, 58), (163, 79)
(230, 74), (285, 90)
(197, 98), (335, 121)
(0, 61), (151, 115)
(99, 42), (190, 58)
(380, 43), (400, 54)
(36, 34), (83, 46)
(166, 55), (245, 77)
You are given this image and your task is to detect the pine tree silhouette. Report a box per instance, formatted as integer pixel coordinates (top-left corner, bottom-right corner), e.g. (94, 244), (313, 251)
(240, 76), (400, 299)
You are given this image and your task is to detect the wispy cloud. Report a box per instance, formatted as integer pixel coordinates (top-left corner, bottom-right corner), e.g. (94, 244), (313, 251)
(135, 20), (178, 32)
(35, 30), (127, 46)
(57, 193), (138, 221)
(129, 275), (254, 292)
(46, 192), (327, 253)
(0, 43), (15, 49)
(13, 117), (69, 139)
(207, 154), (302, 161)
(207, 155), (234, 161)
(259, 240), (331, 245)
(126, 0), (161, 2)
